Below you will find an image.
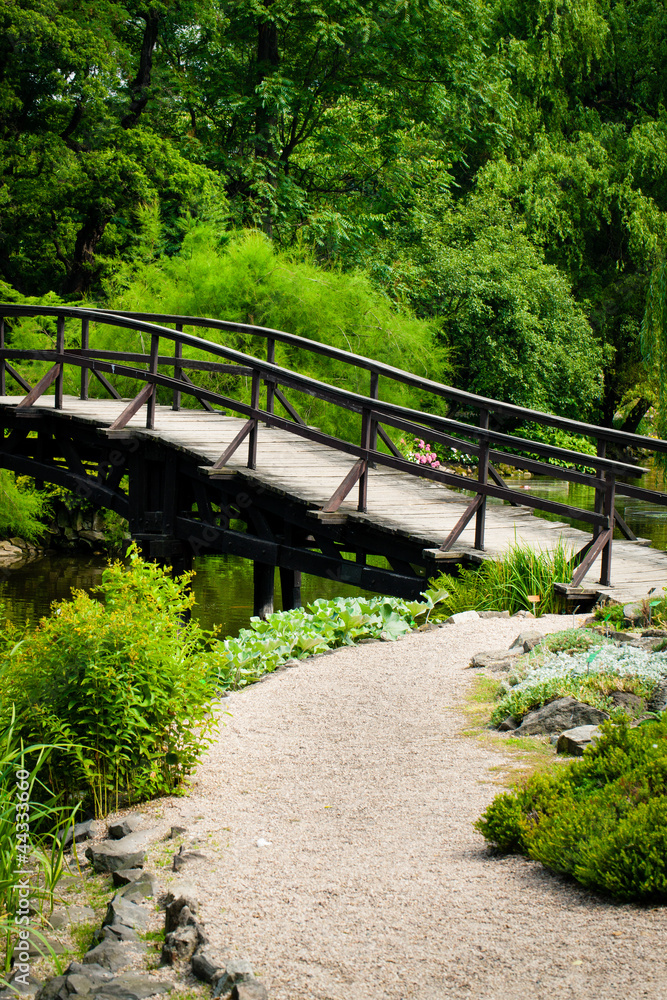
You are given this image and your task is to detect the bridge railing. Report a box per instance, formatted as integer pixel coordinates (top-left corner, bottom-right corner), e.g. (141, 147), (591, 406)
(1, 302), (666, 589)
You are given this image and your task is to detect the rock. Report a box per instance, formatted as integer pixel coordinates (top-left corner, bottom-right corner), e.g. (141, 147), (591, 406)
(161, 914), (207, 966)
(477, 610), (510, 619)
(212, 961), (256, 1000)
(498, 716), (518, 732)
(512, 696), (609, 737)
(470, 648), (522, 671)
(117, 875), (156, 903)
(85, 829), (159, 873)
(512, 609), (535, 619)
(165, 889), (199, 934)
(444, 610), (479, 625)
(103, 896), (150, 932)
(14, 933), (64, 958)
(66, 963), (113, 986)
(610, 691), (644, 715)
(509, 630), (544, 653)
(168, 826), (187, 839)
(35, 976), (68, 1000)
(557, 725), (601, 756)
(60, 819), (102, 850)
(79, 530), (107, 545)
(7, 973), (41, 997)
(172, 849), (207, 872)
(83, 938), (146, 973)
(108, 814), (144, 840)
(232, 985), (268, 1000)
(192, 947), (228, 985)
(94, 973), (173, 1000)
(47, 904), (96, 929)
(623, 602), (645, 626)
(102, 925), (141, 943)
(648, 682), (667, 713)
(112, 869), (145, 888)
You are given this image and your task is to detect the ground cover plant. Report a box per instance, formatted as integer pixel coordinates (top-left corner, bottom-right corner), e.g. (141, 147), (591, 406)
(211, 589), (446, 690)
(491, 637), (667, 727)
(476, 718), (667, 901)
(431, 540), (573, 618)
(0, 547), (216, 815)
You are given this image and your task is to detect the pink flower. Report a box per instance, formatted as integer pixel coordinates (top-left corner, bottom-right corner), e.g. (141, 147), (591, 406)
(418, 439), (425, 449)
(419, 455), (426, 464)
(433, 461), (440, 468)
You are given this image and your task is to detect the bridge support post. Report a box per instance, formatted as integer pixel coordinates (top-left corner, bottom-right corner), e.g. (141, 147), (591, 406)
(253, 561), (275, 619)
(280, 566), (302, 611)
(474, 409), (489, 550)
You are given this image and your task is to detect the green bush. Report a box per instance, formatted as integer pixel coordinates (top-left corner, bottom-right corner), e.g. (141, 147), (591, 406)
(476, 719), (667, 900)
(0, 472), (50, 542)
(0, 547), (216, 815)
(431, 540), (573, 617)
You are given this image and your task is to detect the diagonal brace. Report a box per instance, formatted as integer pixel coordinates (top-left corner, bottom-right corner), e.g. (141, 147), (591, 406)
(438, 493), (484, 552)
(323, 459), (367, 513)
(570, 528), (613, 587)
(212, 419), (255, 470)
(17, 364), (62, 408)
(108, 383), (154, 431)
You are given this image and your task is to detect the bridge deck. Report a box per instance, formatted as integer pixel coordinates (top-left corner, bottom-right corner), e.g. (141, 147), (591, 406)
(4, 396), (667, 605)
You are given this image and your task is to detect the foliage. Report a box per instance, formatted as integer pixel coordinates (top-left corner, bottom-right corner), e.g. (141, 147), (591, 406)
(399, 437), (442, 470)
(210, 589), (446, 690)
(0, 473), (50, 543)
(100, 229), (450, 440)
(0, 546), (216, 815)
(431, 540), (573, 618)
(475, 718), (667, 901)
(490, 638), (667, 725)
(0, 709), (78, 976)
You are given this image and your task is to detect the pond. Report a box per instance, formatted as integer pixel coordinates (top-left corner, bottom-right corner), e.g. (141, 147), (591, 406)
(1, 467), (665, 634)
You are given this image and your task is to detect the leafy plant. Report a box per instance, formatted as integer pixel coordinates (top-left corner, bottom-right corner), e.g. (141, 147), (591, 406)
(0, 473), (50, 543)
(0, 546), (217, 814)
(476, 718), (667, 901)
(210, 589), (447, 690)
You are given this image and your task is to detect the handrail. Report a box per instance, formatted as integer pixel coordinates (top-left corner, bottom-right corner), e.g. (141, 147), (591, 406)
(0, 302), (665, 590)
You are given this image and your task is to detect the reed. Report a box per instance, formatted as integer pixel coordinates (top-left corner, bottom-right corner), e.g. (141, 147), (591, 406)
(432, 540), (574, 617)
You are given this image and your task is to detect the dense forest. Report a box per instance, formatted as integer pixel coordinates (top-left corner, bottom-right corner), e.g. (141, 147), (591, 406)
(2, 0), (667, 437)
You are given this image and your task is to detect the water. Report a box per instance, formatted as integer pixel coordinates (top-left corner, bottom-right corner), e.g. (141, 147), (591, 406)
(0, 552), (374, 635)
(2, 468), (665, 633)
(496, 466), (667, 551)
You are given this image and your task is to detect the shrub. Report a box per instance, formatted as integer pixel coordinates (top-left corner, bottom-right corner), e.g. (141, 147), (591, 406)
(0, 472), (50, 542)
(0, 547), (216, 815)
(431, 540), (573, 617)
(476, 718), (667, 901)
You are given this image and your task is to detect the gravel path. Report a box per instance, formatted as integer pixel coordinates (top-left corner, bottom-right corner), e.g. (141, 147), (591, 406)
(152, 614), (667, 1000)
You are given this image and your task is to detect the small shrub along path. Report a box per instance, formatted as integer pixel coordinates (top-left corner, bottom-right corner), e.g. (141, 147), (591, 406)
(149, 615), (667, 1000)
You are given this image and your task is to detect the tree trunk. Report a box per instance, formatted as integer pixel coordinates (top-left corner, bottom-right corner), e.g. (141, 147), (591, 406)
(255, 8), (280, 236)
(61, 208), (110, 295)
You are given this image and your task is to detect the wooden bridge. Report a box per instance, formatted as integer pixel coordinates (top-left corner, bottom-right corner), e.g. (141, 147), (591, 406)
(1, 304), (666, 614)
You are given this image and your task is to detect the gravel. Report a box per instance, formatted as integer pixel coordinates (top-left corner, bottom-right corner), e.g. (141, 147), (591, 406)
(142, 614), (667, 1000)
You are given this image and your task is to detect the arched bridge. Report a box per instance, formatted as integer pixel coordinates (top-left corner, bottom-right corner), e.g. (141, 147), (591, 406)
(1, 304), (666, 613)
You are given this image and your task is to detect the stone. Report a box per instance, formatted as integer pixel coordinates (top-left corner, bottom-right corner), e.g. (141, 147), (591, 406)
(648, 682), (667, 713)
(112, 869), (145, 888)
(66, 963), (113, 986)
(108, 814), (144, 840)
(103, 896), (150, 932)
(7, 973), (41, 997)
(60, 819), (102, 850)
(192, 947), (228, 985)
(172, 848), (207, 872)
(232, 985), (268, 1000)
(47, 904), (96, 930)
(470, 648), (522, 671)
(161, 917), (207, 966)
(498, 715), (518, 732)
(444, 610), (480, 625)
(35, 976), (68, 1000)
(477, 610), (510, 619)
(557, 725), (601, 755)
(165, 891), (199, 934)
(85, 829), (159, 873)
(623, 602), (645, 626)
(610, 691), (644, 715)
(212, 962), (256, 1000)
(168, 826), (187, 839)
(102, 924), (141, 943)
(117, 875), (156, 903)
(14, 933), (64, 958)
(512, 609), (535, 619)
(509, 630), (544, 653)
(94, 973), (173, 1000)
(83, 938), (146, 973)
(512, 696), (609, 737)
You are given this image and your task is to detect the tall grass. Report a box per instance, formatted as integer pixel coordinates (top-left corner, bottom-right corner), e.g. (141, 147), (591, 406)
(432, 540), (574, 617)
(0, 709), (78, 977)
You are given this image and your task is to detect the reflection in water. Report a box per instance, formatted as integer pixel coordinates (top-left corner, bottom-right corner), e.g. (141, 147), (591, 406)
(496, 466), (667, 551)
(1, 466), (665, 632)
(0, 552), (373, 636)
